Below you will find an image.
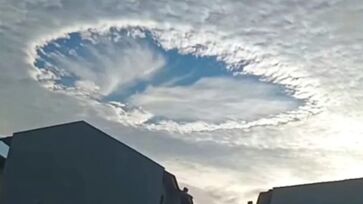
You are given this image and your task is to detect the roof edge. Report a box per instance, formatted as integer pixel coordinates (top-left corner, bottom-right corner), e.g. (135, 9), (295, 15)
(13, 121), (87, 135)
(273, 177), (363, 190)
(164, 171), (181, 191)
(13, 120), (165, 170)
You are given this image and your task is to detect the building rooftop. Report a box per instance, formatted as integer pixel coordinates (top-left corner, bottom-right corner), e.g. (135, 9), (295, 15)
(12, 121), (164, 169)
(256, 177), (363, 204)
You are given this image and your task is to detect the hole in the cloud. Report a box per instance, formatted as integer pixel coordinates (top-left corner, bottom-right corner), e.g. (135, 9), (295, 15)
(32, 26), (303, 128)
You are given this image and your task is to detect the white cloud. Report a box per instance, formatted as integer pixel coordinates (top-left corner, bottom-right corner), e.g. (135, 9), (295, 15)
(30, 25), (318, 132)
(128, 77), (299, 122)
(37, 32), (165, 96)
(1, 0), (363, 204)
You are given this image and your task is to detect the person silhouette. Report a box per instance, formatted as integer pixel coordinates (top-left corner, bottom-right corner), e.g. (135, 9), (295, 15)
(180, 187), (193, 204)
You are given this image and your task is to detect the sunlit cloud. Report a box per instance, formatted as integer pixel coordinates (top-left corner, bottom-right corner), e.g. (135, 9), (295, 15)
(29, 26), (317, 132)
(1, 0), (363, 204)
(128, 76), (299, 122)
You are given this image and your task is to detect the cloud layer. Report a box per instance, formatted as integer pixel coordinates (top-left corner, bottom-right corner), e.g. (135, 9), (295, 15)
(30, 26), (312, 132)
(1, 0), (363, 204)
(129, 76), (299, 122)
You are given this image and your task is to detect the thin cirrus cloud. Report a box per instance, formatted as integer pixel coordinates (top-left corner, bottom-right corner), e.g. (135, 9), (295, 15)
(128, 76), (300, 123)
(35, 31), (166, 97)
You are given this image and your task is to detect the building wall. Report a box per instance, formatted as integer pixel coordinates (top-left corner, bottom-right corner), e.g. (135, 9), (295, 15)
(1, 122), (165, 204)
(162, 173), (181, 204)
(256, 190), (272, 204)
(0, 139), (9, 198)
(162, 182), (181, 204)
(270, 179), (363, 204)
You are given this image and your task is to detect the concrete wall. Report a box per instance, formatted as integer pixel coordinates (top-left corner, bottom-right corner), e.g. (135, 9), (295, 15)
(1, 122), (165, 204)
(270, 179), (363, 204)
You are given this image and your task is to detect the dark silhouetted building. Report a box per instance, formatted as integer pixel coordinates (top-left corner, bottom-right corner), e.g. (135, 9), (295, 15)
(0, 137), (10, 195)
(255, 178), (363, 204)
(0, 121), (193, 204)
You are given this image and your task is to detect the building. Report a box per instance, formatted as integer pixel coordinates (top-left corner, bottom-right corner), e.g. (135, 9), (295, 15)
(0, 121), (193, 204)
(0, 137), (10, 195)
(254, 177), (363, 204)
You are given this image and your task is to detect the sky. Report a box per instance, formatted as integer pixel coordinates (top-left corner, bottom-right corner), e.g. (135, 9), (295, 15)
(0, 0), (363, 203)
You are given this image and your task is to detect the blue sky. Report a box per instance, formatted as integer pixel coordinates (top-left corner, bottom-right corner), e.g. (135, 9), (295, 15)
(33, 28), (301, 124)
(1, 0), (363, 203)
